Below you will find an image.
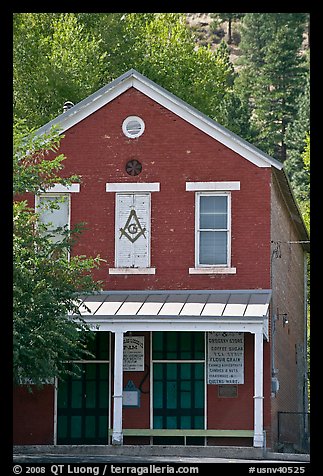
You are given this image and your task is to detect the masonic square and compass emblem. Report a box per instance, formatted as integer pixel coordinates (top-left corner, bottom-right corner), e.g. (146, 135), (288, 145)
(119, 209), (147, 243)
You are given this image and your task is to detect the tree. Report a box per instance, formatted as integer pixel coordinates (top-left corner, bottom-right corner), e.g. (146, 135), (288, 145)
(13, 122), (103, 387)
(284, 74), (310, 202)
(235, 13), (308, 162)
(211, 13), (245, 44)
(13, 13), (107, 128)
(13, 13), (240, 132)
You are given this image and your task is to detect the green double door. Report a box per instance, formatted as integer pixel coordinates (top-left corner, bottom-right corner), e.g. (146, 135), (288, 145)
(57, 333), (110, 444)
(152, 332), (205, 444)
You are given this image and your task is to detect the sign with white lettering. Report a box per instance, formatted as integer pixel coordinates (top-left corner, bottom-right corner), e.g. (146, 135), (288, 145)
(207, 332), (244, 384)
(123, 336), (145, 371)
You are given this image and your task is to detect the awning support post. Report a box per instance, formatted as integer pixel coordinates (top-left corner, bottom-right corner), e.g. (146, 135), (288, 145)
(112, 330), (124, 445)
(253, 330), (264, 447)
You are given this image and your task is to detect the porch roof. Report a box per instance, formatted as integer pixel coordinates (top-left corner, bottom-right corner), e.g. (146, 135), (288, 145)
(76, 289), (271, 320)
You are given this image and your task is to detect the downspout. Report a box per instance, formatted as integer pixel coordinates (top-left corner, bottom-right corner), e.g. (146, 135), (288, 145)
(270, 242), (280, 387)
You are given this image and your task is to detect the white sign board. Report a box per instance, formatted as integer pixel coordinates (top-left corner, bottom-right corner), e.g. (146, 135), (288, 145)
(207, 332), (244, 384)
(123, 336), (145, 371)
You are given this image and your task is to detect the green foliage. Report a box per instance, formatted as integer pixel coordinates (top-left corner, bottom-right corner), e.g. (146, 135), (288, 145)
(284, 75), (310, 202)
(13, 124), (103, 387)
(13, 13), (239, 132)
(235, 13), (308, 162)
(211, 13), (245, 43)
(13, 13), (107, 127)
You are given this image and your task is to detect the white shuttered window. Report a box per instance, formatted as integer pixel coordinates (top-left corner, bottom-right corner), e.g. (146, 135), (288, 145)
(115, 193), (151, 268)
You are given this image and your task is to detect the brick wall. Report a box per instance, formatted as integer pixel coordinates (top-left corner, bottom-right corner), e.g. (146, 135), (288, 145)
(13, 385), (55, 444)
(270, 173), (307, 448)
(53, 87), (272, 291)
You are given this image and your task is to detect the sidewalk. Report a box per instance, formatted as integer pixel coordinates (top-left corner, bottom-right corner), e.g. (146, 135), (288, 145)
(13, 445), (310, 463)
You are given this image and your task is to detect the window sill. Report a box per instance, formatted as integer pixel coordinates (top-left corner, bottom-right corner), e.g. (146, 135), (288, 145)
(189, 267), (237, 275)
(109, 267), (156, 275)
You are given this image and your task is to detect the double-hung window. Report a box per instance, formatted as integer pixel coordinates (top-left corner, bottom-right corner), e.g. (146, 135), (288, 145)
(196, 192), (230, 267)
(35, 193), (70, 244)
(186, 182), (239, 274)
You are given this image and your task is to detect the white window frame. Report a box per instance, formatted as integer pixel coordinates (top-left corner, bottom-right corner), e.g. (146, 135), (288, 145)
(190, 192), (236, 274)
(122, 116), (145, 139)
(35, 193), (71, 261)
(110, 192), (155, 275)
(35, 192), (71, 235)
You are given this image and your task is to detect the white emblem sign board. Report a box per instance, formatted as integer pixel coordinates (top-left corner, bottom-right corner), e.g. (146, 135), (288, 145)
(207, 332), (244, 384)
(123, 336), (145, 371)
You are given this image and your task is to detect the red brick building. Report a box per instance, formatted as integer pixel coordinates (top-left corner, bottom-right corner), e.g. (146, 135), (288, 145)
(13, 69), (309, 450)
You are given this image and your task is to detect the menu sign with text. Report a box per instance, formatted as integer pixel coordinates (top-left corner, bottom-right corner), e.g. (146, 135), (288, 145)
(207, 332), (244, 384)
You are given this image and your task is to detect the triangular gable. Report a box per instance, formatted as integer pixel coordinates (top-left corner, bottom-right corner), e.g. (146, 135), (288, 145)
(36, 68), (283, 170)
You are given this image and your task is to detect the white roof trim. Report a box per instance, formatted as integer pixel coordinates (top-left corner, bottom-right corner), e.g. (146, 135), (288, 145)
(106, 182), (160, 192)
(36, 69), (283, 170)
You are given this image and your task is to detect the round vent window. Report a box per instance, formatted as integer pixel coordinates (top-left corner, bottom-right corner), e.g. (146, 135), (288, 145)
(122, 116), (145, 138)
(126, 159), (142, 176)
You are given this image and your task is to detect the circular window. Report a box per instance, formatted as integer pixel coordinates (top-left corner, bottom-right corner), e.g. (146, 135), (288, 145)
(126, 159), (142, 176)
(122, 116), (145, 138)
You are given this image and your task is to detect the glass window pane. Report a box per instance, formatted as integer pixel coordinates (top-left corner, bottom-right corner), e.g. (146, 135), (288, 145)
(200, 213), (227, 229)
(85, 382), (96, 408)
(154, 363), (163, 380)
(180, 416), (191, 429)
(154, 416), (163, 429)
(194, 333), (205, 359)
(99, 364), (109, 380)
(99, 416), (108, 438)
(180, 364), (191, 379)
(153, 381), (163, 408)
(200, 196), (227, 229)
(71, 416), (82, 438)
(199, 231), (227, 265)
(166, 363), (177, 380)
(57, 416), (67, 438)
(166, 382), (177, 408)
(57, 381), (68, 408)
(85, 416), (96, 437)
(200, 196), (227, 214)
(71, 381), (82, 409)
(166, 416), (177, 429)
(181, 390), (191, 409)
(195, 380), (204, 408)
(86, 365), (96, 379)
(99, 381), (108, 409)
(193, 416), (204, 429)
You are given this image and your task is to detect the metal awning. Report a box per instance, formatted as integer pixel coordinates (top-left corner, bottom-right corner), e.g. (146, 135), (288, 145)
(77, 289), (271, 320)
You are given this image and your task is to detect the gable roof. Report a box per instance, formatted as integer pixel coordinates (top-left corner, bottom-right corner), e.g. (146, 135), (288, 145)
(36, 68), (283, 170)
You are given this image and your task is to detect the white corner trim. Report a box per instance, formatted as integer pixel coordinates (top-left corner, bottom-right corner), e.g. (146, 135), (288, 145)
(189, 267), (237, 275)
(186, 181), (240, 191)
(42, 183), (80, 193)
(109, 268), (156, 275)
(106, 183), (160, 193)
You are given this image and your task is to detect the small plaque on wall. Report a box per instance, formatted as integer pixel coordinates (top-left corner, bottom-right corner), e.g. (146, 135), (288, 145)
(218, 385), (238, 398)
(123, 336), (145, 371)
